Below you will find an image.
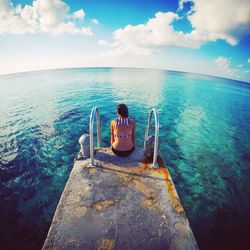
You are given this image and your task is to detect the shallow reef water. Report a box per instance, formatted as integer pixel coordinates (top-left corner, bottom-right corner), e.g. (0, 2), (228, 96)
(0, 68), (250, 250)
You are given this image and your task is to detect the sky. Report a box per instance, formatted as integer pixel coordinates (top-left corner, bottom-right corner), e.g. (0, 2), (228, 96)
(0, 0), (250, 82)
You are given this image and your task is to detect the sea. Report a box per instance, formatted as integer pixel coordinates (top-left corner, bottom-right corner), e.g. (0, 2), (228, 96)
(0, 68), (250, 250)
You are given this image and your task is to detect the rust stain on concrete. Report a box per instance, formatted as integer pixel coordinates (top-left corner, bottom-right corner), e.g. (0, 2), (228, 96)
(143, 154), (184, 215)
(132, 179), (154, 196)
(92, 200), (115, 211)
(73, 206), (87, 218)
(97, 238), (115, 250)
(155, 168), (184, 214)
(87, 167), (98, 174)
(141, 195), (159, 212)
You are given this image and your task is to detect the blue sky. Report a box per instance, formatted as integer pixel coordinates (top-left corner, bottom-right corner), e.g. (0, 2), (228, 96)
(1, 0), (250, 82)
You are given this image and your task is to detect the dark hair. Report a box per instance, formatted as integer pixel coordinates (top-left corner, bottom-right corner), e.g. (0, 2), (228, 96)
(117, 104), (128, 118)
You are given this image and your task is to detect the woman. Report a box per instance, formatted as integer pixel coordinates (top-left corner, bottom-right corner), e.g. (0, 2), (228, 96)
(110, 104), (136, 157)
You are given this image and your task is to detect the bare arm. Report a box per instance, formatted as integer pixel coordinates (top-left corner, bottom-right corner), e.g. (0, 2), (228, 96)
(110, 120), (115, 145)
(132, 120), (136, 145)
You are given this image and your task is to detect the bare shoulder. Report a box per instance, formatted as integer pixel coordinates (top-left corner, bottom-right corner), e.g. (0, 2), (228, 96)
(110, 119), (116, 126)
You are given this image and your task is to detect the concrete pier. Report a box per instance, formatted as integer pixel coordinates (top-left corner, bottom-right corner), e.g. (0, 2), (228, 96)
(43, 147), (198, 250)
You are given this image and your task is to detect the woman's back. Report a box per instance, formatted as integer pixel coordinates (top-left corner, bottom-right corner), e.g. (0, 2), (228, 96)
(111, 117), (135, 151)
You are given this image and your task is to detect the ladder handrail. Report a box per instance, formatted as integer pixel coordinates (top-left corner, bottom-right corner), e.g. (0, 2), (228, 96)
(144, 108), (159, 168)
(89, 106), (101, 167)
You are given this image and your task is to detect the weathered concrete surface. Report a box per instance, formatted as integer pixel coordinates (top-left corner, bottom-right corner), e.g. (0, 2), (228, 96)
(43, 147), (198, 250)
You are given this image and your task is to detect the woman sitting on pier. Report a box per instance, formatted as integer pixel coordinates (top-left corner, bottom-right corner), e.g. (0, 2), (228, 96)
(110, 104), (136, 157)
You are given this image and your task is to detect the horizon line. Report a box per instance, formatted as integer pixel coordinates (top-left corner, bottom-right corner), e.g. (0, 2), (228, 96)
(0, 66), (249, 85)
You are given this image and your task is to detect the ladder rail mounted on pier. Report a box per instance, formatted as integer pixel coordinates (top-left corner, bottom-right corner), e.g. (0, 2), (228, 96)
(89, 106), (102, 167)
(143, 108), (160, 168)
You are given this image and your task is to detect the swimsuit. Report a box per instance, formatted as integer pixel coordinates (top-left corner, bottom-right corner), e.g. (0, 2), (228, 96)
(111, 146), (135, 157)
(115, 117), (131, 127)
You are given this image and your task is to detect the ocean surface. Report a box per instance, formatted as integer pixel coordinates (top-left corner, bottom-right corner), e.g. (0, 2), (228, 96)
(0, 68), (250, 250)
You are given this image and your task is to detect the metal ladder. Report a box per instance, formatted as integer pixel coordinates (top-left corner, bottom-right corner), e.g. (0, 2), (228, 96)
(89, 106), (101, 167)
(144, 108), (160, 168)
(88, 106), (159, 168)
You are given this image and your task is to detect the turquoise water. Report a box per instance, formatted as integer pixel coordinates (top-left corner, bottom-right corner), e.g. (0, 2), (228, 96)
(0, 68), (250, 250)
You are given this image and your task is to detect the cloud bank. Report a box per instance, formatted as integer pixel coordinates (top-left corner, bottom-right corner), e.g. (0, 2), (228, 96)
(181, 0), (250, 46)
(215, 57), (231, 70)
(109, 0), (250, 55)
(0, 0), (92, 35)
(214, 56), (250, 80)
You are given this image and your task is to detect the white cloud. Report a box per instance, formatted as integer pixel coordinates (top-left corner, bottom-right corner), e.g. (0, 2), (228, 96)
(0, 0), (92, 35)
(214, 56), (239, 77)
(106, 0), (250, 57)
(109, 12), (203, 57)
(72, 9), (85, 20)
(213, 56), (250, 81)
(248, 58), (250, 63)
(92, 18), (99, 25)
(184, 0), (250, 45)
(52, 22), (92, 35)
(215, 56), (230, 70)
